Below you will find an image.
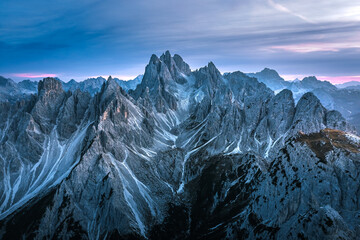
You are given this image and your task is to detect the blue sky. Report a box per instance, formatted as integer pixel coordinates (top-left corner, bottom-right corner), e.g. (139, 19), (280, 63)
(1, 0), (360, 83)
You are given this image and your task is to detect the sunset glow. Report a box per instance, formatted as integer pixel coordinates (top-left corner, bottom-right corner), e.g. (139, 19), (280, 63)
(12, 73), (57, 78)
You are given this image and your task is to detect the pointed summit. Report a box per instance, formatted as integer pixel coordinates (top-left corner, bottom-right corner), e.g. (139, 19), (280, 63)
(292, 92), (327, 134)
(68, 79), (77, 84)
(102, 75), (120, 94)
(133, 51), (191, 95)
(207, 61), (219, 72)
(297, 92), (322, 107)
(149, 54), (160, 65)
(159, 50), (191, 81)
(173, 54), (191, 75)
(131, 51), (193, 112)
(160, 50), (172, 62)
(193, 61), (223, 90)
(37, 77), (64, 97)
(302, 76), (318, 82)
(246, 67), (289, 91)
(0, 76), (16, 88)
(107, 75), (116, 85)
(300, 76), (336, 90)
(259, 68), (284, 80)
(206, 61), (223, 83)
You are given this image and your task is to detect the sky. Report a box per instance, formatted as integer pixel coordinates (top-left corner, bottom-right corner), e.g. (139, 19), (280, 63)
(1, 0), (360, 84)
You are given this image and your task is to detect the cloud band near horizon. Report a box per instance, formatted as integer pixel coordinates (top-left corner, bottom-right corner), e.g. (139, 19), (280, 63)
(1, 0), (360, 83)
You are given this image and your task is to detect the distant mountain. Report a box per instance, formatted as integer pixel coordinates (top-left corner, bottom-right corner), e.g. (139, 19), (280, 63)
(336, 81), (360, 89)
(290, 76), (336, 92)
(0, 75), (143, 102)
(62, 76), (106, 95)
(246, 68), (290, 91)
(344, 85), (360, 90)
(0, 76), (17, 88)
(246, 71), (360, 129)
(115, 74), (143, 91)
(289, 77), (360, 124)
(17, 79), (38, 93)
(62, 75), (143, 95)
(0, 51), (359, 240)
(0, 76), (36, 102)
(286, 76), (336, 104)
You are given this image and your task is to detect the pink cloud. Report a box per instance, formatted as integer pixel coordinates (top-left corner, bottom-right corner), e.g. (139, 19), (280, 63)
(12, 73), (57, 78)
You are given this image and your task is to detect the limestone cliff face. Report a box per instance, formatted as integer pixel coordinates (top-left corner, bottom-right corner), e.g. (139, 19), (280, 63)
(0, 52), (359, 240)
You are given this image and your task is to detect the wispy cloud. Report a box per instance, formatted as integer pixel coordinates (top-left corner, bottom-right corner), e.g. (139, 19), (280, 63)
(269, 42), (360, 53)
(267, 0), (315, 24)
(12, 73), (57, 78)
(1, 0), (360, 79)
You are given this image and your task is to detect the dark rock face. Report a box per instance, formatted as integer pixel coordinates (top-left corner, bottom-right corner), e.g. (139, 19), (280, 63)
(266, 89), (295, 138)
(130, 52), (188, 113)
(0, 52), (359, 240)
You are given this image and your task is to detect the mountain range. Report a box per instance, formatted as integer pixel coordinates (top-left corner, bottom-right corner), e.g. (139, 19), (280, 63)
(2, 67), (360, 134)
(336, 81), (360, 89)
(0, 51), (359, 239)
(247, 69), (360, 133)
(0, 75), (143, 102)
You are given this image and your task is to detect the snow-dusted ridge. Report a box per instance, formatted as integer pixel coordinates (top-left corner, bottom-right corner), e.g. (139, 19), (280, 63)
(0, 122), (92, 220)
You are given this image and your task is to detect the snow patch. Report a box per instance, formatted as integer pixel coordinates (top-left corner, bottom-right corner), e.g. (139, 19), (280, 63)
(345, 133), (360, 144)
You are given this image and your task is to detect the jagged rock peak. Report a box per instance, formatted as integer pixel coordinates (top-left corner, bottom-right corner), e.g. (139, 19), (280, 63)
(259, 67), (282, 78)
(208, 61), (216, 69)
(292, 92), (327, 134)
(102, 75), (121, 93)
(0, 76), (16, 87)
(297, 92), (321, 106)
(173, 54), (191, 74)
(302, 76), (318, 82)
(149, 54), (160, 65)
(206, 61), (222, 77)
(160, 50), (191, 74)
(160, 50), (172, 61)
(139, 51), (190, 89)
(276, 88), (293, 98)
(37, 77), (63, 96)
(300, 76), (337, 90)
(295, 92), (323, 113)
(261, 67), (278, 73)
(106, 75), (118, 86)
(159, 50), (191, 76)
(159, 50), (173, 69)
(199, 61), (221, 75)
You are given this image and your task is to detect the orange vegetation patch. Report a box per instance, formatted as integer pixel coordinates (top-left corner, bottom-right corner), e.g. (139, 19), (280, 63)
(296, 128), (360, 162)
